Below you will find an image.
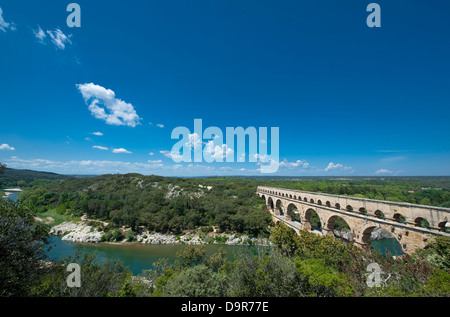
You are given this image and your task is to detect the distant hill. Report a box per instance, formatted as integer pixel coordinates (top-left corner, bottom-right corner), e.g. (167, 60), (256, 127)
(0, 168), (75, 188)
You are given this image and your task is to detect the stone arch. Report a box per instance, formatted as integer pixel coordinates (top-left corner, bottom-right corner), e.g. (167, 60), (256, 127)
(293, 195), (297, 200)
(287, 203), (301, 223)
(310, 198), (315, 203)
(393, 213), (406, 223)
(359, 207), (367, 215)
(375, 210), (385, 219)
(260, 195), (266, 203)
(276, 199), (284, 216)
(317, 199), (322, 205)
(303, 197), (308, 202)
(325, 201), (331, 207)
(267, 197), (274, 210)
(304, 208), (322, 231)
(326, 215), (352, 241)
(438, 220), (448, 232)
(361, 226), (403, 255)
(346, 205), (353, 212)
(335, 203), (341, 210)
(414, 217), (430, 228)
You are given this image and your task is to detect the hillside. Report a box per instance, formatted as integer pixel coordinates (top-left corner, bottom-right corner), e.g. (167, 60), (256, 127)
(20, 173), (271, 237)
(0, 168), (75, 188)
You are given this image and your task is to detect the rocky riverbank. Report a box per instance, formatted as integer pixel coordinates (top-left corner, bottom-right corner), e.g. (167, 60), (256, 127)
(50, 222), (103, 243)
(50, 221), (272, 246)
(135, 231), (271, 246)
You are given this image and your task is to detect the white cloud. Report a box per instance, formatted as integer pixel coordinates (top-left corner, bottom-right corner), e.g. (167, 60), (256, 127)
(149, 152), (154, 156)
(160, 150), (183, 161)
(92, 145), (108, 151)
(46, 28), (72, 50)
(77, 83), (141, 127)
(33, 26), (46, 42)
(0, 8), (16, 32)
(374, 169), (393, 175)
(279, 159), (309, 169)
(0, 144), (15, 151)
(204, 141), (234, 160)
(325, 162), (352, 172)
(253, 153), (268, 163)
(112, 148), (132, 154)
(186, 133), (202, 150)
(148, 159), (162, 164)
(91, 132), (103, 136)
(149, 122), (164, 128)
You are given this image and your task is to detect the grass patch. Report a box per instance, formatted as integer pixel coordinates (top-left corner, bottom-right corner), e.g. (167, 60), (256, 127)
(35, 208), (80, 226)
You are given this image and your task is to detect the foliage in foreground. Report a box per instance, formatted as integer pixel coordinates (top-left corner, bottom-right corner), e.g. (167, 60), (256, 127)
(1, 199), (449, 297)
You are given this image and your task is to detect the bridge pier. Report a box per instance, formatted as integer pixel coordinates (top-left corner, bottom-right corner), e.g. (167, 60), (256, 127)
(321, 228), (334, 237)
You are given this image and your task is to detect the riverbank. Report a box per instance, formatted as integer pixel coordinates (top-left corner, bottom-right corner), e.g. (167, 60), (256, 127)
(49, 221), (272, 247)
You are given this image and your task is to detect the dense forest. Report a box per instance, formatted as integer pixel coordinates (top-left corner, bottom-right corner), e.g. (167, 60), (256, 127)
(19, 174), (272, 237)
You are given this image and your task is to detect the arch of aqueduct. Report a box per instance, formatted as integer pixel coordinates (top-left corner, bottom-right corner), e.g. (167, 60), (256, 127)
(257, 186), (450, 254)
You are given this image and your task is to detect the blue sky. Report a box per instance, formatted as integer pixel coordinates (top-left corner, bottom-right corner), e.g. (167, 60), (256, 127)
(1, 0), (449, 176)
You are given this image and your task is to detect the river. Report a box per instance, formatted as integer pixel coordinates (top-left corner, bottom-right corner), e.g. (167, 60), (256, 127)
(46, 236), (262, 275)
(2, 191), (19, 202)
(45, 236), (402, 276)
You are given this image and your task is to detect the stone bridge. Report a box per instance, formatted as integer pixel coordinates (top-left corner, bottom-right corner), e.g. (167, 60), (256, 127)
(257, 186), (450, 254)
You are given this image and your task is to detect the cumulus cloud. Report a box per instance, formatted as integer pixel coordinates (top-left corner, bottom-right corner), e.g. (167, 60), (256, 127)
(325, 162), (352, 172)
(77, 83), (141, 127)
(92, 145), (108, 151)
(374, 169), (393, 175)
(204, 141), (234, 160)
(112, 148), (132, 154)
(186, 133), (202, 150)
(160, 150), (183, 161)
(0, 8), (16, 32)
(0, 144), (15, 151)
(279, 159), (309, 169)
(91, 132), (103, 136)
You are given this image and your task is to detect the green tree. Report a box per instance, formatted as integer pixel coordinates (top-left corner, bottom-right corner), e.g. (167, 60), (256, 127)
(226, 249), (303, 297)
(157, 265), (227, 297)
(175, 245), (207, 268)
(295, 258), (355, 297)
(0, 199), (50, 296)
(33, 250), (131, 297)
